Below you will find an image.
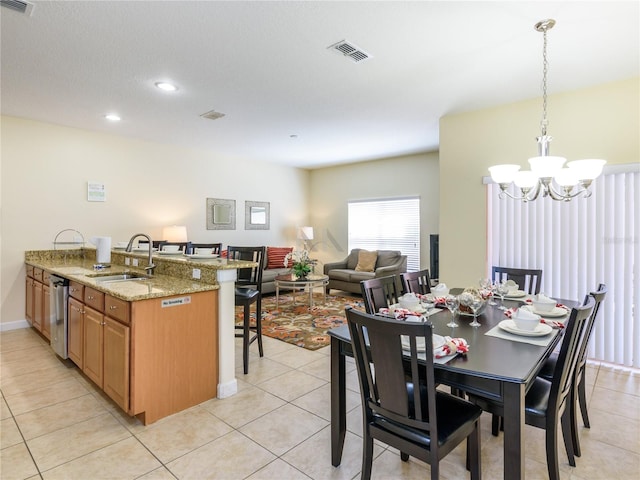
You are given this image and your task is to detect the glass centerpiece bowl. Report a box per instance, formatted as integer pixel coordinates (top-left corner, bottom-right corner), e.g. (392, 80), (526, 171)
(457, 288), (490, 317)
(284, 249), (313, 278)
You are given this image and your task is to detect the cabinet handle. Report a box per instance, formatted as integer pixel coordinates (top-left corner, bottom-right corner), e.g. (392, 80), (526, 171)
(109, 305), (117, 310)
(87, 295), (94, 300)
(101, 322), (106, 326)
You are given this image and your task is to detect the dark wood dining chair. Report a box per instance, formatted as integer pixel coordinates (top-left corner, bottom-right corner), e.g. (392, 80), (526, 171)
(345, 307), (481, 480)
(400, 269), (432, 295)
(188, 242), (222, 255)
(537, 283), (607, 457)
(360, 275), (402, 314)
(469, 298), (595, 480)
(228, 246), (266, 374)
(492, 266), (543, 294)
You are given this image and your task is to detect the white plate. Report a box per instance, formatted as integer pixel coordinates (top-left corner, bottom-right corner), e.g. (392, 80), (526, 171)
(401, 334), (445, 353)
(498, 320), (552, 337)
(531, 306), (568, 317)
(184, 253), (219, 259)
(505, 290), (527, 298)
(157, 250), (184, 256)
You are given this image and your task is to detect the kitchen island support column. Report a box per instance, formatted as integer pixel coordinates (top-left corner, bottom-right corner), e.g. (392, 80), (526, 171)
(216, 268), (238, 398)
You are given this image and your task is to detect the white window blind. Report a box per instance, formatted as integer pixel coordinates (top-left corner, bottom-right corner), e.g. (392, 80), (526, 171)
(487, 166), (639, 368)
(348, 197), (420, 272)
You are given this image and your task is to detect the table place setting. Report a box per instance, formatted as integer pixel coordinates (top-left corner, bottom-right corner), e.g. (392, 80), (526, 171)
(485, 305), (560, 346)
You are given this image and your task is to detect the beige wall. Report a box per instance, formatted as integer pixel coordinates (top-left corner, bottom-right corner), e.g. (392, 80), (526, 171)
(439, 77), (640, 288)
(1, 116), (309, 325)
(308, 152), (440, 272)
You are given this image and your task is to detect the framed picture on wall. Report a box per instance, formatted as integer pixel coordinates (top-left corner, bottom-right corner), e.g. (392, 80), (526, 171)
(206, 198), (236, 230)
(245, 201), (270, 230)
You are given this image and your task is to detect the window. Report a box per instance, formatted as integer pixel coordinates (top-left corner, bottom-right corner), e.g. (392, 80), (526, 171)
(487, 165), (639, 368)
(348, 197), (420, 271)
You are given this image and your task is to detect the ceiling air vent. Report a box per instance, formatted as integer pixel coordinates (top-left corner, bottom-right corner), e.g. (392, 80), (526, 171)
(1, 0), (35, 15)
(328, 40), (372, 63)
(200, 110), (226, 121)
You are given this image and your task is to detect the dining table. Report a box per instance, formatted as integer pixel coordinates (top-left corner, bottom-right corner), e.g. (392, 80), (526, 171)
(328, 293), (578, 480)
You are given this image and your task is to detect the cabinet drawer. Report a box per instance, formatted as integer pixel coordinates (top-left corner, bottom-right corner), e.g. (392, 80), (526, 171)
(105, 295), (130, 325)
(33, 268), (43, 282)
(43, 271), (51, 284)
(69, 281), (85, 301)
(84, 287), (105, 312)
(26, 265), (34, 278)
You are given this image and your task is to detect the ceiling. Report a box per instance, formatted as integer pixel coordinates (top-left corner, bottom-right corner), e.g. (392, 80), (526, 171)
(1, 1), (638, 169)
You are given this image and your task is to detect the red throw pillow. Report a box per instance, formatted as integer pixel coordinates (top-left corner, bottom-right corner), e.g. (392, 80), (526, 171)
(266, 246), (293, 269)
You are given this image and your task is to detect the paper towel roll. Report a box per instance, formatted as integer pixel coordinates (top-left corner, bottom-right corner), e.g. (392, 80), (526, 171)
(90, 236), (112, 264)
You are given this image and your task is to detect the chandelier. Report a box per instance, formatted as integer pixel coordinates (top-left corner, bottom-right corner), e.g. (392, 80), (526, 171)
(488, 19), (606, 202)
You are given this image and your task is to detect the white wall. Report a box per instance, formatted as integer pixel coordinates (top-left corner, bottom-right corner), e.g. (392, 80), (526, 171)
(1, 116), (309, 325)
(439, 77), (640, 288)
(308, 152), (440, 272)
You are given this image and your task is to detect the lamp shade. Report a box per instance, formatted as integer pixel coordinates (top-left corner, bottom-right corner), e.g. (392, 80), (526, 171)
(513, 170), (539, 189)
(554, 168), (579, 187)
(567, 159), (606, 180)
(297, 226), (314, 241)
(489, 164), (521, 184)
(162, 225), (188, 242)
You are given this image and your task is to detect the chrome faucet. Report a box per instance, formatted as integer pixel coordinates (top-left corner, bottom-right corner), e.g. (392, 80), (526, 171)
(125, 233), (156, 275)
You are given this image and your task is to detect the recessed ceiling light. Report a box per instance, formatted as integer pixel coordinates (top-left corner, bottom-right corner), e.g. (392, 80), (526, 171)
(155, 82), (178, 92)
(104, 114), (121, 122)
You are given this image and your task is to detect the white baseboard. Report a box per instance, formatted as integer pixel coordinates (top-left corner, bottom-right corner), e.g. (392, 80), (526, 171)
(217, 379), (238, 398)
(1, 320), (30, 332)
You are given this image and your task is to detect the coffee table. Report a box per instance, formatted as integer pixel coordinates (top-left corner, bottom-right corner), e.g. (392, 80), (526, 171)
(274, 273), (329, 308)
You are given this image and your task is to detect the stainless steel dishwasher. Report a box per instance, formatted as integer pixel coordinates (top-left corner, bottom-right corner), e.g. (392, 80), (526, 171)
(50, 274), (69, 358)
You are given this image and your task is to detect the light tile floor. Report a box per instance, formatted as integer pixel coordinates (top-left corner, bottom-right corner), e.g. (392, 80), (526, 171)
(1, 327), (639, 479)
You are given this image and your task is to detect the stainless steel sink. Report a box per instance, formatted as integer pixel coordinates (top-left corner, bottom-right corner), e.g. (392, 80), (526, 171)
(89, 272), (150, 283)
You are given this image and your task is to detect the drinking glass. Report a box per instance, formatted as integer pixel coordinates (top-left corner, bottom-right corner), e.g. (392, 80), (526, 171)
(487, 280), (498, 306)
(445, 295), (459, 328)
(469, 297), (483, 327)
(479, 277), (492, 290)
(496, 281), (510, 310)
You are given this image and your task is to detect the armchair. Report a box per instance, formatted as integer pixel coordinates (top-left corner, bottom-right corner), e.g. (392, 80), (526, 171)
(324, 248), (407, 295)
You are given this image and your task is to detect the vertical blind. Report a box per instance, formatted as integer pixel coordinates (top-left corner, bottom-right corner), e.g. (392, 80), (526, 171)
(348, 197), (420, 272)
(487, 167), (639, 368)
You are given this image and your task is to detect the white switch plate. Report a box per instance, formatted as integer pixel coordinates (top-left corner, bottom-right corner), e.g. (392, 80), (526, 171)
(192, 268), (201, 279)
(132, 259), (139, 267)
(125, 258), (130, 266)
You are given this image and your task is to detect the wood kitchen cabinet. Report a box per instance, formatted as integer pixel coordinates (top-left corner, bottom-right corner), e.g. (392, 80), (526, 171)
(25, 276), (34, 324)
(83, 306), (104, 386)
(33, 280), (43, 331)
(103, 316), (130, 410)
(68, 296), (84, 368)
(42, 281), (51, 340)
(26, 268), (52, 340)
(81, 290), (130, 411)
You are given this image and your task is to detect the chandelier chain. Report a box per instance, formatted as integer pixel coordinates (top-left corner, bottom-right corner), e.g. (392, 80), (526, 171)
(541, 27), (549, 136)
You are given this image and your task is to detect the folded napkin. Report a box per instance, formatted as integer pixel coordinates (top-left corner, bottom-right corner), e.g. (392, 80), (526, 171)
(504, 307), (564, 328)
(435, 337), (469, 359)
(379, 307), (422, 320)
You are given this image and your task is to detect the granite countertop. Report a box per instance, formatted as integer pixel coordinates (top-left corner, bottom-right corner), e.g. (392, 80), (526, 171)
(25, 249), (257, 302)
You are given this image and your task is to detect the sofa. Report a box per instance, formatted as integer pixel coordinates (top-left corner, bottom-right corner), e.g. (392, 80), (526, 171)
(323, 248), (407, 295)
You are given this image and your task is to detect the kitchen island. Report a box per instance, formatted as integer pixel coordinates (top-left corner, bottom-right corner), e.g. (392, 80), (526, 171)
(25, 248), (255, 424)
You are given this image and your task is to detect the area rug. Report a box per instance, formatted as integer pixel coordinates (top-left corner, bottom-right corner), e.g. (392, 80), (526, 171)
(234, 293), (364, 350)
